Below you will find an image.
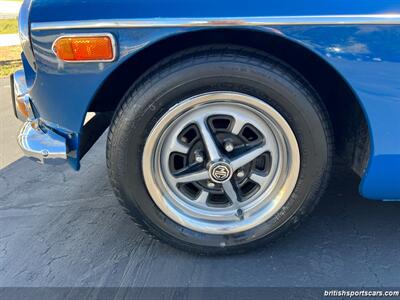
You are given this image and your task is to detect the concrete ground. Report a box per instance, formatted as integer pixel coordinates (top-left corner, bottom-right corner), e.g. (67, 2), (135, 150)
(1, 79), (400, 290)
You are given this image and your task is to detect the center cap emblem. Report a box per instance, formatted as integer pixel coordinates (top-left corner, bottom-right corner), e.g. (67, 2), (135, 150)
(209, 162), (233, 183)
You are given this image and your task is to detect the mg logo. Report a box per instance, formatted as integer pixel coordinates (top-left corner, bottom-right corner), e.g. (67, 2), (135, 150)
(209, 162), (232, 183)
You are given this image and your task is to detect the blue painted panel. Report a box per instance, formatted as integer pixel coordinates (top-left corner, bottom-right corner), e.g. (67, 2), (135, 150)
(280, 26), (400, 199)
(29, 28), (181, 132)
(29, 24), (400, 198)
(30, 0), (400, 22)
(25, 0), (400, 198)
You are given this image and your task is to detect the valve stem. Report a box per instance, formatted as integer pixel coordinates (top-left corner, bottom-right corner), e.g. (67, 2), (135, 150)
(236, 208), (244, 220)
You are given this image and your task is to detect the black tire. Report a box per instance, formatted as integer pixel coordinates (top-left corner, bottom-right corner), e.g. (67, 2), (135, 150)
(107, 45), (333, 254)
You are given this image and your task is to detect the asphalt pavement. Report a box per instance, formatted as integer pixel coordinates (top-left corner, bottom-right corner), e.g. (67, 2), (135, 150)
(0, 78), (23, 168)
(1, 78), (400, 291)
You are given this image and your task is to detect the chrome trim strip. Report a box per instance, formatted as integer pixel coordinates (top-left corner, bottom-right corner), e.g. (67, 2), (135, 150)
(51, 33), (117, 63)
(31, 14), (400, 31)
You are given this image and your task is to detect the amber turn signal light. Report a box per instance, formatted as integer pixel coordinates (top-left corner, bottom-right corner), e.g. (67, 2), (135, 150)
(53, 35), (115, 62)
(15, 98), (30, 119)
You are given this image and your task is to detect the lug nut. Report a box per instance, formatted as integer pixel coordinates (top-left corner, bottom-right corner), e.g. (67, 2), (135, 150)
(194, 151), (204, 163)
(224, 141), (234, 152)
(207, 181), (216, 188)
(236, 169), (245, 178)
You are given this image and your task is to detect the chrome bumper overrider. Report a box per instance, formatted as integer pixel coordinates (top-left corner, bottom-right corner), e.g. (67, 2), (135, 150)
(11, 70), (34, 121)
(17, 121), (67, 164)
(12, 70), (68, 164)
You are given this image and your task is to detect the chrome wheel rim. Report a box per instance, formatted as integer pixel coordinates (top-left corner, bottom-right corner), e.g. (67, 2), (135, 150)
(142, 92), (300, 234)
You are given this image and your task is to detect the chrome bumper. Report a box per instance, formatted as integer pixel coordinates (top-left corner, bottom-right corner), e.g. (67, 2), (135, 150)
(12, 70), (68, 164)
(17, 121), (67, 164)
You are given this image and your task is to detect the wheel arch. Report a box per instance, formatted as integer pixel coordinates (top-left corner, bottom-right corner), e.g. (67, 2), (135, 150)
(88, 27), (370, 174)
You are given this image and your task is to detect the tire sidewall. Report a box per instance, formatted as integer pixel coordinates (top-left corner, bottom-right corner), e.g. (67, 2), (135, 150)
(108, 52), (329, 252)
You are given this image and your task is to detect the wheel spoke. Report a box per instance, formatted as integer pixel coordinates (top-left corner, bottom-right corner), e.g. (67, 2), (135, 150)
(174, 169), (209, 183)
(195, 190), (209, 205)
(250, 173), (267, 185)
(169, 139), (190, 154)
(230, 114), (252, 135)
(143, 92), (300, 233)
(196, 119), (221, 161)
(231, 117), (247, 135)
(230, 143), (270, 171)
(222, 181), (240, 207)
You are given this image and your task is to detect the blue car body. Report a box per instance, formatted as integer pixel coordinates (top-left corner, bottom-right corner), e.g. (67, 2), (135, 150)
(14, 0), (400, 200)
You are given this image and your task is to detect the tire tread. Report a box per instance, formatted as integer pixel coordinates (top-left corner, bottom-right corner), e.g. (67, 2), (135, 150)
(107, 45), (333, 254)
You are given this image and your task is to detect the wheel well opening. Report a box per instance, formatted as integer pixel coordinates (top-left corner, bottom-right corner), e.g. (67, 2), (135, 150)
(89, 28), (370, 174)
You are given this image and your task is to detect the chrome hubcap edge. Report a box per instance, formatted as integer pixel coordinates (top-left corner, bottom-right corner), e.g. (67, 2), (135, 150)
(142, 92), (300, 234)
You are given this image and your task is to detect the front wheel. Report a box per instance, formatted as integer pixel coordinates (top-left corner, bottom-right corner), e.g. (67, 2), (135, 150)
(107, 46), (332, 254)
